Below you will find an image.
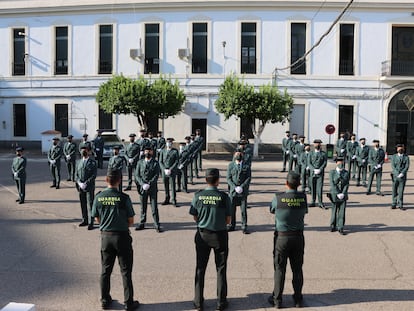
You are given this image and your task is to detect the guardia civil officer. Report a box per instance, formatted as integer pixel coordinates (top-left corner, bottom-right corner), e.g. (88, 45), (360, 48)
(391, 144), (410, 210)
(295, 136), (306, 174)
(335, 132), (347, 158)
(135, 147), (162, 232)
(227, 149), (252, 234)
(299, 143), (311, 193)
(156, 131), (166, 159)
(189, 168), (231, 311)
(79, 133), (92, 152)
(366, 139), (385, 196)
(268, 172), (307, 309)
(76, 145), (97, 230)
(12, 146), (26, 204)
(309, 139), (327, 208)
(237, 140), (252, 167)
(124, 133), (140, 191)
(346, 134), (358, 179)
(93, 130), (105, 169)
(288, 133), (299, 172)
(195, 128), (204, 172)
(91, 169), (140, 311)
(177, 142), (191, 193)
(281, 131), (291, 172)
(107, 145), (127, 192)
(63, 135), (77, 181)
(355, 138), (369, 187)
(328, 157), (349, 235)
(159, 138), (179, 206)
(137, 129), (151, 160)
(48, 137), (63, 189)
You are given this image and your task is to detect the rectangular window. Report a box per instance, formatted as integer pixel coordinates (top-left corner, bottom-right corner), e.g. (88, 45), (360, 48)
(291, 23), (306, 75)
(144, 24), (160, 74)
(13, 104), (26, 137)
(55, 26), (68, 75)
(13, 28), (26, 76)
(241, 23), (256, 74)
(391, 26), (414, 76)
(192, 23), (208, 74)
(55, 104), (68, 137)
(339, 24), (354, 75)
(99, 107), (113, 130)
(338, 105), (354, 137)
(99, 25), (113, 74)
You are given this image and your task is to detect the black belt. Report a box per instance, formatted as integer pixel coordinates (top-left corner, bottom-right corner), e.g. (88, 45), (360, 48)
(199, 228), (227, 234)
(101, 230), (130, 235)
(276, 230), (303, 236)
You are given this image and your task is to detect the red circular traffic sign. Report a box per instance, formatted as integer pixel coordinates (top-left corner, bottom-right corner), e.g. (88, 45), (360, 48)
(325, 124), (336, 135)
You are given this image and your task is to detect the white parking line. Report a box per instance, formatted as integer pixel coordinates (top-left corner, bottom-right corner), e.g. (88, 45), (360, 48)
(0, 183), (18, 196)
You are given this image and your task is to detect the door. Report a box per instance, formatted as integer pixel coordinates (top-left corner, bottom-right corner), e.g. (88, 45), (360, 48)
(289, 104), (305, 136)
(339, 105), (354, 139)
(55, 104), (68, 137)
(99, 107), (113, 130)
(192, 118), (207, 150)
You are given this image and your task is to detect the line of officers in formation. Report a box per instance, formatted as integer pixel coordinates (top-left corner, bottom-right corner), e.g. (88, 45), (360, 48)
(281, 130), (410, 234)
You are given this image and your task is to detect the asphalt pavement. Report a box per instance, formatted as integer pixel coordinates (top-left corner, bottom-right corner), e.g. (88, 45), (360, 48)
(0, 153), (414, 311)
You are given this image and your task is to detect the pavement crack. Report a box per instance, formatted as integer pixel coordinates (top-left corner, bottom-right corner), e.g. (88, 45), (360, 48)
(377, 234), (403, 280)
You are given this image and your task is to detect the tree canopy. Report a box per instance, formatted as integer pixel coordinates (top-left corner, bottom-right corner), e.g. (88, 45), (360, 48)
(96, 75), (186, 129)
(215, 74), (294, 156)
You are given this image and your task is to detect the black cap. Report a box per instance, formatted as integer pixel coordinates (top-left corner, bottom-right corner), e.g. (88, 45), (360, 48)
(144, 146), (152, 151)
(15, 146), (24, 151)
(184, 136), (191, 140)
(140, 129), (146, 132)
(166, 137), (174, 142)
(335, 156), (345, 162)
(82, 133), (88, 138)
(112, 145), (122, 150)
(396, 144), (404, 148)
(299, 135), (305, 139)
(238, 141), (247, 145)
(179, 142), (186, 145)
(313, 139), (322, 143)
(67, 135), (74, 139)
(52, 137), (60, 141)
(129, 133), (136, 137)
(304, 143), (310, 147)
(96, 129), (103, 133)
(285, 130), (290, 133)
(80, 145), (90, 150)
(372, 139), (380, 143)
(359, 137), (366, 141)
(190, 134), (195, 137)
(205, 168), (220, 179)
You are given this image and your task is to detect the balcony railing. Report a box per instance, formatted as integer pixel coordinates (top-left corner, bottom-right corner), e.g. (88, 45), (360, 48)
(382, 60), (414, 76)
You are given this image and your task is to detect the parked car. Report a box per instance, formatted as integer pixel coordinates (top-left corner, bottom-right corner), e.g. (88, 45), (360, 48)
(98, 130), (125, 159)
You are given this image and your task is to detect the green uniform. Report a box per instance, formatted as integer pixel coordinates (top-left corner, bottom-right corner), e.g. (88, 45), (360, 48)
(136, 137), (151, 160)
(159, 147), (179, 204)
(76, 157), (97, 226)
(79, 139), (92, 153)
(299, 151), (310, 192)
(226, 160), (251, 231)
(177, 145), (192, 192)
(346, 140), (358, 178)
(108, 155), (126, 192)
(91, 187), (136, 307)
(294, 143), (305, 174)
(270, 190), (307, 306)
(309, 150), (327, 207)
(288, 140), (299, 172)
(189, 186), (231, 310)
(48, 144), (63, 188)
(367, 147), (385, 194)
(329, 168), (350, 231)
(188, 142), (198, 184)
(391, 153), (410, 209)
(356, 144), (369, 186)
(135, 157), (161, 229)
(195, 134), (204, 171)
(12, 155), (27, 203)
(156, 136), (166, 159)
(125, 142), (140, 188)
(93, 136), (105, 169)
(281, 137), (291, 171)
(191, 139), (202, 179)
(63, 141), (77, 181)
(335, 138), (347, 157)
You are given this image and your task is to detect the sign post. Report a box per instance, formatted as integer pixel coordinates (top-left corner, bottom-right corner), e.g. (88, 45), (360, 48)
(325, 124), (336, 158)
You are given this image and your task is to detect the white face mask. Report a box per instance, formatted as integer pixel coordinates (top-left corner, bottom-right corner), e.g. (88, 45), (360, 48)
(166, 142), (172, 148)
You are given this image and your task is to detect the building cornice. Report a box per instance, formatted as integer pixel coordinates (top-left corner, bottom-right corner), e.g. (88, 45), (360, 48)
(0, 0), (413, 16)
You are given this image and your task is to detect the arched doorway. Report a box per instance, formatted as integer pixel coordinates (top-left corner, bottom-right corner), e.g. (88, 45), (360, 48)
(387, 89), (414, 154)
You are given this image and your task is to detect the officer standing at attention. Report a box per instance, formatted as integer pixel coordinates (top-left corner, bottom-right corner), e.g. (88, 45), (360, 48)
(189, 168), (231, 311)
(79, 133), (92, 152)
(355, 138), (369, 187)
(346, 134), (358, 180)
(299, 143), (311, 193)
(186, 136), (196, 185)
(107, 145), (127, 192)
(12, 146), (26, 204)
(366, 139), (385, 196)
(91, 169), (140, 311)
(391, 144), (410, 210)
(295, 135), (306, 174)
(137, 129), (151, 160)
(48, 137), (63, 189)
(124, 133), (140, 191)
(76, 145), (97, 230)
(190, 134), (201, 179)
(159, 138), (179, 206)
(309, 139), (327, 209)
(237, 140), (252, 167)
(288, 133), (299, 172)
(156, 131), (166, 159)
(177, 141), (191, 193)
(195, 128), (204, 172)
(227, 149), (252, 234)
(135, 147), (162, 232)
(335, 132), (347, 158)
(63, 134), (77, 182)
(328, 157), (349, 235)
(93, 130), (105, 169)
(281, 131), (291, 172)
(268, 172), (307, 309)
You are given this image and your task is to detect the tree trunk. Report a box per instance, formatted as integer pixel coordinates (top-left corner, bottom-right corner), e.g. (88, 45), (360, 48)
(251, 120), (266, 158)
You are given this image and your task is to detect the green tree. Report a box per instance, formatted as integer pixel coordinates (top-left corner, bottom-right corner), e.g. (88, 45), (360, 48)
(96, 75), (186, 130)
(215, 74), (294, 157)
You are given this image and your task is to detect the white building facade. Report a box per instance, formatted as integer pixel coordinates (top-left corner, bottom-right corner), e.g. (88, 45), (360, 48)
(0, 0), (414, 153)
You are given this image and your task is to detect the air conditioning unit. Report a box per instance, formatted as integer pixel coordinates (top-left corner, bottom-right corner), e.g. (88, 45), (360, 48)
(130, 48), (143, 59)
(178, 48), (190, 59)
